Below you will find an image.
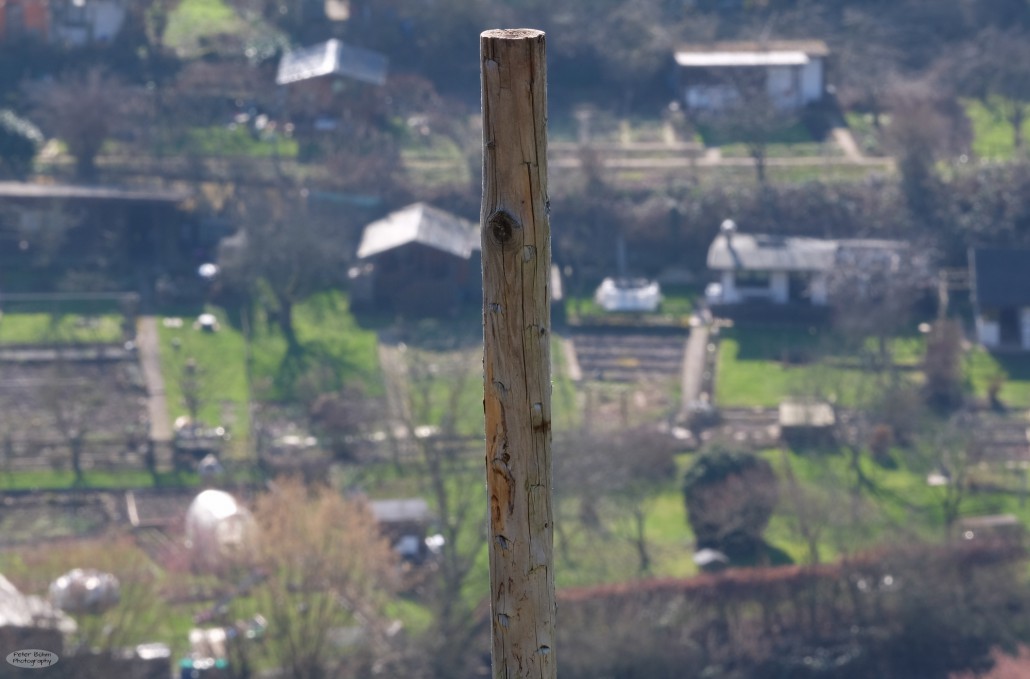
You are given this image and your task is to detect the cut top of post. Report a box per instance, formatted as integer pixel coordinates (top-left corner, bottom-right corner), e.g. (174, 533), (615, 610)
(481, 28), (545, 40)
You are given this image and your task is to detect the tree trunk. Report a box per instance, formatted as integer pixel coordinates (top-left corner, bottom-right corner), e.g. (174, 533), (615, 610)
(71, 438), (84, 485)
(631, 507), (651, 575)
(751, 146), (768, 184)
(1011, 105), (1025, 152)
(277, 298), (300, 353)
(75, 153), (99, 182)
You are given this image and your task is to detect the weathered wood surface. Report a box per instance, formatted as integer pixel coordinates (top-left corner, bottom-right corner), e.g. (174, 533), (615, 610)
(480, 28), (556, 679)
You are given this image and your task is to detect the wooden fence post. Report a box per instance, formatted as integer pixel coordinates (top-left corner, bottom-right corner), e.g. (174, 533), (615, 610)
(480, 28), (556, 679)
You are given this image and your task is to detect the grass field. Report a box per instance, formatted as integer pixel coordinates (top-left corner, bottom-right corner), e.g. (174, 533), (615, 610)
(717, 321), (1030, 410)
(715, 326), (915, 408)
(695, 119), (815, 148)
(157, 291), (380, 452)
(965, 98), (1030, 160)
(965, 346), (1030, 409)
(155, 126), (299, 159)
(845, 111), (885, 156)
(0, 469), (199, 491)
(163, 0), (244, 56)
(0, 313), (124, 344)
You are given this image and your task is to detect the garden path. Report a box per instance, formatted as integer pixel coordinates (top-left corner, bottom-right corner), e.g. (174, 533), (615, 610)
(137, 316), (172, 443)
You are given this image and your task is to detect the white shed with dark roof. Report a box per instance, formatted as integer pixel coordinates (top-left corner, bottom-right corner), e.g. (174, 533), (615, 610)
(706, 223), (905, 307)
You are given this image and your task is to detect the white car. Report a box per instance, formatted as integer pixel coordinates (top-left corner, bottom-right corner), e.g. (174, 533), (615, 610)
(594, 277), (662, 312)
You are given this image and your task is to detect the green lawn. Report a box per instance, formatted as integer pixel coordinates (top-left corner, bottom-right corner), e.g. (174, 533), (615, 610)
(0, 470), (191, 492)
(551, 336), (580, 432)
(155, 126), (299, 159)
(696, 119), (815, 148)
(158, 308), (251, 448)
(157, 291), (380, 454)
(0, 313), (124, 344)
(966, 346), (1030, 409)
(163, 0), (244, 55)
(845, 111), (885, 156)
(716, 326), (926, 408)
(965, 98), (1030, 160)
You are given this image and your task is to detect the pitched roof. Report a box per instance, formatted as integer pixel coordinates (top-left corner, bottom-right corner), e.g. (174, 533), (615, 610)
(970, 248), (1030, 308)
(276, 39), (388, 86)
(357, 203), (479, 260)
(369, 498), (431, 524)
(707, 233), (837, 271)
(675, 40), (828, 67)
(0, 573), (75, 633)
(708, 232), (904, 272)
(676, 50), (811, 67)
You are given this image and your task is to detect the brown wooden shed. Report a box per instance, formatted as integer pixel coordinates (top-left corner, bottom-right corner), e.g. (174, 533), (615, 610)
(353, 202), (480, 316)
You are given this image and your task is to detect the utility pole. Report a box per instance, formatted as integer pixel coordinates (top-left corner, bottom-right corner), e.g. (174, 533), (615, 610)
(480, 28), (556, 679)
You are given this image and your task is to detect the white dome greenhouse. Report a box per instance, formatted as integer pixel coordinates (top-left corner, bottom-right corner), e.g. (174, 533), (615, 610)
(184, 490), (256, 570)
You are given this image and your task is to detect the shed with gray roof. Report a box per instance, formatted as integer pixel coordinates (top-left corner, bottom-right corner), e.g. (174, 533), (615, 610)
(706, 223), (906, 307)
(0, 572), (74, 657)
(277, 39), (388, 86)
(352, 203), (481, 316)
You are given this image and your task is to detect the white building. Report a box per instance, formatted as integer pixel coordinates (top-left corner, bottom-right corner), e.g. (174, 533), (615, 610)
(674, 40), (828, 112)
(705, 222), (905, 307)
(50, 0), (127, 46)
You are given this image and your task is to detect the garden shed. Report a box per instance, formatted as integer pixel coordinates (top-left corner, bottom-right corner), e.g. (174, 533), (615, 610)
(969, 248), (1030, 351)
(778, 399), (836, 447)
(0, 572), (74, 656)
(352, 202), (480, 316)
(706, 221), (907, 309)
(674, 40), (829, 111)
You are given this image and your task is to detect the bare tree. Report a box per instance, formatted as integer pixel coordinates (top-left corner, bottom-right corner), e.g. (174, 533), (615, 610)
(593, 2), (673, 114)
(908, 414), (981, 536)
(777, 450), (859, 566)
(307, 386), (385, 460)
(25, 68), (144, 181)
(230, 479), (400, 679)
(923, 318), (965, 412)
(393, 345), (487, 679)
(554, 426), (677, 575)
(695, 72), (801, 184)
(217, 185), (351, 353)
(41, 360), (106, 485)
(824, 241), (934, 369)
(834, 7), (907, 130)
(885, 78), (971, 223)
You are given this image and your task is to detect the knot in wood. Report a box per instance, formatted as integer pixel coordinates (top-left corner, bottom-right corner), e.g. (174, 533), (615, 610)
(487, 211), (519, 245)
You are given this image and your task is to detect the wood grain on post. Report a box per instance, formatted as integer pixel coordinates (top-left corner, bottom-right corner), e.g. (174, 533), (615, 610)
(480, 28), (556, 679)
